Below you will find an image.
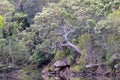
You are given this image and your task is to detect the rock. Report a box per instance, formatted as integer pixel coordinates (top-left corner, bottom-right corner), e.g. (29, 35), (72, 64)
(41, 69), (49, 75)
(0, 63), (5, 68)
(85, 64), (99, 72)
(104, 71), (113, 77)
(52, 58), (70, 72)
(96, 63), (107, 75)
(111, 52), (120, 60)
(110, 52), (120, 64)
(114, 64), (120, 73)
(109, 52), (120, 71)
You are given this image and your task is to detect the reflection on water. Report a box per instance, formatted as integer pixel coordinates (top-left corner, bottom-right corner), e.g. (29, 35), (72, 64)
(0, 75), (44, 80)
(0, 75), (119, 80)
(0, 76), (19, 80)
(42, 75), (119, 80)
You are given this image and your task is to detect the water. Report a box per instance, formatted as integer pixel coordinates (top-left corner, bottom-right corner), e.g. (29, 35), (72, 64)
(0, 75), (119, 80)
(0, 76), (19, 80)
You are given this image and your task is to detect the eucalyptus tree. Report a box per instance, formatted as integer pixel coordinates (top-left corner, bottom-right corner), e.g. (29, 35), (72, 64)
(0, 0), (15, 65)
(30, 0), (91, 62)
(97, 10), (120, 60)
(29, 0), (120, 66)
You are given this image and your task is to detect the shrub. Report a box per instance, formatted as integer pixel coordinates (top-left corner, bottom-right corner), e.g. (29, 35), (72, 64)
(54, 50), (65, 60)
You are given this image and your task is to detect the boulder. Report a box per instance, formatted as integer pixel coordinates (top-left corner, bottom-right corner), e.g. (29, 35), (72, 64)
(111, 52), (120, 60)
(114, 64), (120, 73)
(52, 58), (70, 71)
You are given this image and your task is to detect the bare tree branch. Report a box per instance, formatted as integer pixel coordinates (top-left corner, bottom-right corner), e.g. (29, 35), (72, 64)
(58, 26), (82, 56)
(60, 41), (82, 55)
(63, 29), (76, 41)
(57, 20), (82, 56)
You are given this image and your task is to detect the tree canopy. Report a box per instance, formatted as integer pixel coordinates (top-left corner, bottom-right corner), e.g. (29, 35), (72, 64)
(0, 0), (120, 73)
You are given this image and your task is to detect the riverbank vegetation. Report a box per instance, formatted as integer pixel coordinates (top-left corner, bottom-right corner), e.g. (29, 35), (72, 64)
(0, 0), (120, 76)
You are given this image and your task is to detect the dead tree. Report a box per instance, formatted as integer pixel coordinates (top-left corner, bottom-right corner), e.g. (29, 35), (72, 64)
(57, 24), (82, 57)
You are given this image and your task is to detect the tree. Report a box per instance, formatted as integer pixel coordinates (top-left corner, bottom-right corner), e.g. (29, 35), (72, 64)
(31, 1), (83, 58)
(0, 15), (3, 37)
(0, 15), (3, 28)
(0, 0), (15, 65)
(96, 10), (120, 61)
(30, 0), (120, 65)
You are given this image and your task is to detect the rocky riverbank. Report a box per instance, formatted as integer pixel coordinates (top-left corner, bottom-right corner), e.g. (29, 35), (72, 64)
(41, 63), (120, 78)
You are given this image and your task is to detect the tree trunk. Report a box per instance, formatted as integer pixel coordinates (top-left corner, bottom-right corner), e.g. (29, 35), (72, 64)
(8, 37), (14, 65)
(60, 41), (81, 57)
(67, 41), (81, 55)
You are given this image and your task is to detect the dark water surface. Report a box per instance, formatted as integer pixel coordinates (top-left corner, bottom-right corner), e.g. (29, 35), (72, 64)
(0, 75), (119, 80)
(0, 76), (19, 80)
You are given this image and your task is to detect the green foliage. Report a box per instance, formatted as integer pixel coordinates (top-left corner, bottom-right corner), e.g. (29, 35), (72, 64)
(64, 47), (70, 56)
(0, 0), (15, 15)
(0, 0), (120, 71)
(31, 0), (120, 70)
(67, 55), (74, 65)
(0, 39), (7, 49)
(73, 65), (81, 72)
(100, 50), (107, 62)
(105, 35), (120, 57)
(73, 49), (87, 71)
(31, 52), (46, 64)
(14, 12), (28, 23)
(0, 39), (8, 63)
(0, 15), (4, 37)
(54, 50), (65, 60)
(97, 10), (120, 61)
(87, 19), (96, 27)
(0, 15), (3, 28)
(107, 10), (120, 27)
(77, 34), (90, 49)
(13, 41), (30, 65)
(79, 49), (87, 69)
(98, 10), (120, 29)
(31, 44), (50, 65)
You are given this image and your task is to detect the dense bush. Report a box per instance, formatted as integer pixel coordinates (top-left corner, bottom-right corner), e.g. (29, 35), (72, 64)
(0, 0), (120, 70)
